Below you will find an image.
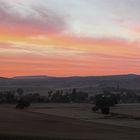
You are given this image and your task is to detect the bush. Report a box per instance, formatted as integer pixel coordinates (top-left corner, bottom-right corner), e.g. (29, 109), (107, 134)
(101, 107), (110, 115)
(16, 99), (30, 109)
(92, 106), (99, 112)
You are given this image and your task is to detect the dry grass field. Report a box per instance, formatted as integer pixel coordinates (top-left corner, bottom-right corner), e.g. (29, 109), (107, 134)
(31, 103), (140, 128)
(112, 103), (140, 117)
(0, 104), (140, 140)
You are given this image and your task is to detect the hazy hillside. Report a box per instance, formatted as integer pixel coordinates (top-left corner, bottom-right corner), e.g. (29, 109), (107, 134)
(0, 74), (140, 95)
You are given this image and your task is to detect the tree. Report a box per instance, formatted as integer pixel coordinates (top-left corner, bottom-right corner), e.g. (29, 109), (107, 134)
(16, 88), (24, 97)
(101, 107), (110, 115)
(71, 88), (77, 101)
(5, 91), (16, 103)
(92, 106), (99, 112)
(16, 98), (30, 109)
(93, 94), (112, 115)
(70, 89), (88, 102)
(48, 90), (53, 99)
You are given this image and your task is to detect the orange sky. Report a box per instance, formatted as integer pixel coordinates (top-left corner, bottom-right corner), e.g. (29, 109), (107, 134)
(0, 0), (140, 77)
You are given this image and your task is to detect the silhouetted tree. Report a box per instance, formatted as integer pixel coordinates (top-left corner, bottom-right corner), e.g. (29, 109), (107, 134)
(92, 106), (99, 112)
(101, 107), (110, 115)
(16, 88), (24, 97)
(48, 90), (53, 98)
(93, 94), (115, 115)
(71, 88), (77, 101)
(16, 98), (30, 109)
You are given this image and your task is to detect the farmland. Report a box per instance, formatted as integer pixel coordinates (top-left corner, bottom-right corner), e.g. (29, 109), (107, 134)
(31, 103), (140, 128)
(0, 103), (140, 140)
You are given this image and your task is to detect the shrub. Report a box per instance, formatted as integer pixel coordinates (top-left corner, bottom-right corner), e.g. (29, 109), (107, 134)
(92, 106), (99, 112)
(101, 107), (110, 115)
(16, 99), (30, 109)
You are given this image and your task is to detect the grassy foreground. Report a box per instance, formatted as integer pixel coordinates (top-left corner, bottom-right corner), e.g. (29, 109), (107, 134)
(0, 105), (140, 140)
(0, 134), (80, 140)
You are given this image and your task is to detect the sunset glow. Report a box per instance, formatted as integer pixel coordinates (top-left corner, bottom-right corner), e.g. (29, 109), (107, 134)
(0, 0), (140, 77)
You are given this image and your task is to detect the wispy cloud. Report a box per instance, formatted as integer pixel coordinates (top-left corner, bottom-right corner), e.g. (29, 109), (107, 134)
(0, 0), (140, 77)
(0, 0), (67, 36)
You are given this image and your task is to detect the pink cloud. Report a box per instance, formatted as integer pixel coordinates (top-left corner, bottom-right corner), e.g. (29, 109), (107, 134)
(0, 1), (67, 36)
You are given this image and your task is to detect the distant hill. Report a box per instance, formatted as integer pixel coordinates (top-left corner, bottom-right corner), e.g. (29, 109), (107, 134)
(0, 74), (140, 95)
(0, 77), (10, 81)
(13, 75), (50, 79)
(0, 77), (9, 80)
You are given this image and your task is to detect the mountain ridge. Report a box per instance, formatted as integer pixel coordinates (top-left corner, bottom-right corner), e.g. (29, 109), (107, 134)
(0, 74), (140, 95)
(11, 74), (140, 80)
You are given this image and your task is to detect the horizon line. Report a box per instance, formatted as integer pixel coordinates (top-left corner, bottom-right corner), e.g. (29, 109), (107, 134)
(1, 73), (139, 79)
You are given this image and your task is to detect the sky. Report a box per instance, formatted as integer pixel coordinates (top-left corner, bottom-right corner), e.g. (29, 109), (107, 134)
(0, 0), (140, 77)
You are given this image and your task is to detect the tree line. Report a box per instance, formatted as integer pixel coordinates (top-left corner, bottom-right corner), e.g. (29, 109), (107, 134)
(0, 88), (89, 105)
(0, 87), (140, 111)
